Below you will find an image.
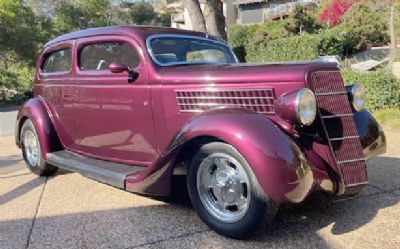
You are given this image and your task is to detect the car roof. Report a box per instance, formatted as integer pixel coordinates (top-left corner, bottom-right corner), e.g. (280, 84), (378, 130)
(45, 25), (208, 47)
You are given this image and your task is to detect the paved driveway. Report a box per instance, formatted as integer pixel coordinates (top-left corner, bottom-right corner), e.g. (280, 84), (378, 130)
(0, 106), (18, 137)
(0, 130), (399, 249)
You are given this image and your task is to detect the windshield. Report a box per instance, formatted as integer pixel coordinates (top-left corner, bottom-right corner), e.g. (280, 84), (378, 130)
(147, 35), (237, 66)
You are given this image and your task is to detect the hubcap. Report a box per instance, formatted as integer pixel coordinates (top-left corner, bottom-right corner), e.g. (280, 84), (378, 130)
(197, 153), (251, 223)
(23, 130), (39, 166)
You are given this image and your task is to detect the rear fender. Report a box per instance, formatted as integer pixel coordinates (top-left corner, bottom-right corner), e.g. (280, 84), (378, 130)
(15, 97), (62, 160)
(169, 108), (314, 204)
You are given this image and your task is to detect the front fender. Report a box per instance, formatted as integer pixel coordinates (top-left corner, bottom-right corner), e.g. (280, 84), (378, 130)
(173, 108), (314, 204)
(353, 110), (386, 160)
(15, 97), (62, 160)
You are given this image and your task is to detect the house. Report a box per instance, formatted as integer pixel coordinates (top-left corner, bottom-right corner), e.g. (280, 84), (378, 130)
(235, 0), (319, 24)
(169, 0), (319, 29)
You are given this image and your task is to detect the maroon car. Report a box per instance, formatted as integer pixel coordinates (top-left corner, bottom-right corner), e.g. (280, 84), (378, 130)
(15, 26), (386, 238)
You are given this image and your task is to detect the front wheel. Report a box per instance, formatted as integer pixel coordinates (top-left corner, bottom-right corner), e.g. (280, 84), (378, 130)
(20, 119), (58, 176)
(187, 142), (274, 239)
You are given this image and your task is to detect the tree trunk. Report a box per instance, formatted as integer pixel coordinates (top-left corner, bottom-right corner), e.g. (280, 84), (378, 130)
(185, 0), (207, 33)
(204, 0), (227, 41)
(390, 4), (396, 63)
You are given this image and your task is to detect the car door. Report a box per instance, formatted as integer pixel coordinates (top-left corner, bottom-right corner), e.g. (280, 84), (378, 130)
(38, 42), (80, 150)
(71, 36), (158, 165)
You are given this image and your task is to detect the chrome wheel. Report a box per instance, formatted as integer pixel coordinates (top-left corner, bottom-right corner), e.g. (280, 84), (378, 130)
(197, 153), (251, 223)
(23, 130), (39, 166)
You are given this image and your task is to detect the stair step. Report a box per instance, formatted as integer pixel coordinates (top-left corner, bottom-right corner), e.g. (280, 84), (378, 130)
(47, 150), (145, 189)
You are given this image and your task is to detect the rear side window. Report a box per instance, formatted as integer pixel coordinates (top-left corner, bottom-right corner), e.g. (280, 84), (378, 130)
(79, 42), (140, 71)
(42, 48), (72, 73)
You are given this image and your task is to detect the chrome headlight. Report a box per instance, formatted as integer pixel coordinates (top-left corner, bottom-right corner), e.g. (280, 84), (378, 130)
(347, 84), (366, 112)
(295, 89), (317, 126)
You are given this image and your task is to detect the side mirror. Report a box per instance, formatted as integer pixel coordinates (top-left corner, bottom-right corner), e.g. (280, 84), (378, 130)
(109, 62), (129, 73)
(108, 62), (139, 83)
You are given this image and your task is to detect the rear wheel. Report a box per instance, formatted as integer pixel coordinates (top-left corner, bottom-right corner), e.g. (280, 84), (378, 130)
(20, 119), (58, 176)
(187, 142), (273, 239)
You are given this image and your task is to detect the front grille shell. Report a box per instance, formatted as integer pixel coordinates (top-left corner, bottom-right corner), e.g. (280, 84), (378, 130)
(308, 70), (367, 196)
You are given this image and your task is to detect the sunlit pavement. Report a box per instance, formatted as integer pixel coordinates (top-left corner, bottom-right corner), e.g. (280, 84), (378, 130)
(1, 130), (399, 249)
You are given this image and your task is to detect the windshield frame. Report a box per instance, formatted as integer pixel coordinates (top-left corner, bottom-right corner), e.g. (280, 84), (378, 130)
(146, 34), (238, 66)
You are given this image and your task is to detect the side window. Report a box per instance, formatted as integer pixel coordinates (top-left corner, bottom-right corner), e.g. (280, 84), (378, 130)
(79, 42), (140, 71)
(42, 48), (72, 73)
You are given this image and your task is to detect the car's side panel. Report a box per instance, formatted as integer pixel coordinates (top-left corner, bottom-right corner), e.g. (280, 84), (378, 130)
(15, 97), (62, 160)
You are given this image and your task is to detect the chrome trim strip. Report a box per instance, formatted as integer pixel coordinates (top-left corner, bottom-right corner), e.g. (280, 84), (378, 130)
(337, 158), (366, 164)
(179, 109), (275, 114)
(177, 96), (275, 100)
(178, 103), (275, 107)
(179, 109), (205, 113)
(146, 34), (238, 66)
(322, 113), (354, 118)
(176, 88), (274, 92)
(345, 181), (369, 187)
(329, 136), (360, 141)
(315, 91), (348, 96)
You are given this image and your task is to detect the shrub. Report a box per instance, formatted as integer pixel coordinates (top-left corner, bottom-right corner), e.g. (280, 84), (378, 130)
(341, 69), (400, 111)
(227, 24), (247, 62)
(245, 29), (347, 62)
(227, 21), (292, 62)
(246, 34), (321, 62)
(319, 0), (360, 26)
(0, 64), (34, 102)
(337, 2), (390, 47)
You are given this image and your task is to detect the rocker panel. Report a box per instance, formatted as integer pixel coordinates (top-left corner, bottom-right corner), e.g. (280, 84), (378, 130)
(47, 150), (145, 189)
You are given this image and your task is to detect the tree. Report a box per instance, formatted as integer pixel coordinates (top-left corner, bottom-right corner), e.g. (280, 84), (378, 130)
(285, 5), (321, 35)
(0, 0), (42, 67)
(53, 0), (111, 33)
(185, 0), (227, 40)
(203, 0), (227, 40)
(129, 2), (157, 25)
(185, 0), (207, 33)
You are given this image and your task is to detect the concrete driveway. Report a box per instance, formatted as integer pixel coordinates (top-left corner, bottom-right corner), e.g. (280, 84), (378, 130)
(1, 130), (399, 249)
(0, 105), (18, 137)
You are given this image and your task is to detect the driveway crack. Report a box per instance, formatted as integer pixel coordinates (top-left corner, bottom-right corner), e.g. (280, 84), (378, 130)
(124, 229), (211, 249)
(25, 177), (48, 249)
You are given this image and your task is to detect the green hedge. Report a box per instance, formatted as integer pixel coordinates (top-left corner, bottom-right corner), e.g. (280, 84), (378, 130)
(0, 64), (34, 103)
(245, 29), (353, 63)
(245, 34), (320, 62)
(342, 69), (400, 111)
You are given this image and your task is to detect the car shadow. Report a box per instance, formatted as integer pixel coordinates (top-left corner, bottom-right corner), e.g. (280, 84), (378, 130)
(163, 156), (400, 241)
(0, 155), (23, 168)
(0, 177), (46, 206)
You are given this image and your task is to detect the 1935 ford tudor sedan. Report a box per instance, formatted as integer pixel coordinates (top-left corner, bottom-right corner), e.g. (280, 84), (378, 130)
(15, 26), (386, 239)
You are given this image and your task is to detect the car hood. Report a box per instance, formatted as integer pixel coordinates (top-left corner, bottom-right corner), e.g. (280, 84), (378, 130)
(158, 62), (339, 85)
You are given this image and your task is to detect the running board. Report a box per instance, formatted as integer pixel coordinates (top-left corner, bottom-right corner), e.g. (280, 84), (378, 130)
(47, 150), (145, 189)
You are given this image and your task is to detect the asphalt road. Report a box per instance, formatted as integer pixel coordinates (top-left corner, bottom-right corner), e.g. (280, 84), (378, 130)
(0, 106), (18, 137)
(1, 130), (399, 249)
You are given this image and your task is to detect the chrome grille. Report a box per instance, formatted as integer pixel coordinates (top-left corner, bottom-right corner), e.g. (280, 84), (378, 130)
(310, 71), (367, 195)
(176, 89), (275, 114)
